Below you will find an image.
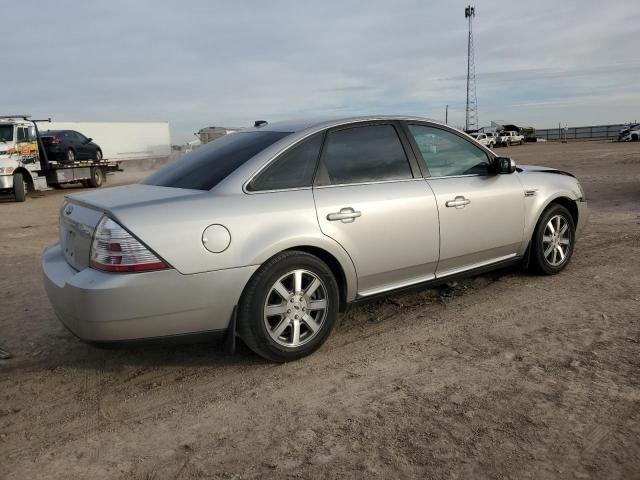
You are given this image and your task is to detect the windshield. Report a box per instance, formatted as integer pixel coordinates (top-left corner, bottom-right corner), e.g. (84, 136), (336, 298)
(0, 125), (14, 142)
(143, 130), (291, 190)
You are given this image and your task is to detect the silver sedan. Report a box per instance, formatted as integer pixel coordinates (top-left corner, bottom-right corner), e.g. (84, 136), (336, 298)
(42, 116), (588, 362)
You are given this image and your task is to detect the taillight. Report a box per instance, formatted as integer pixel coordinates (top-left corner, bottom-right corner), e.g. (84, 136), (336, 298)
(90, 216), (168, 272)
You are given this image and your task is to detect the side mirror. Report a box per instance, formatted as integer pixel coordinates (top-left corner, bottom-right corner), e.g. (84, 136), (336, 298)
(85, 138), (93, 144)
(493, 156), (516, 174)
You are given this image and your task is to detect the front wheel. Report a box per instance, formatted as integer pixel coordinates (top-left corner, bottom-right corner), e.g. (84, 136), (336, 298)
(96, 149), (103, 161)
(530, 204), (576, 275)
(13, 173), (26, 202)
(238, 251), (339, 362)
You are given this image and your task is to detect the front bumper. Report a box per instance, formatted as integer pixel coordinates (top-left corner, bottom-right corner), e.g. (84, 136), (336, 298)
(575, 198), (589, 238)
(0, 175), (13, 189)
(42, 243), (258, 342)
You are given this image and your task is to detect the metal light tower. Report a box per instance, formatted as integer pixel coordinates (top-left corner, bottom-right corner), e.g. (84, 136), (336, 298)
(465, 5), (479, 131)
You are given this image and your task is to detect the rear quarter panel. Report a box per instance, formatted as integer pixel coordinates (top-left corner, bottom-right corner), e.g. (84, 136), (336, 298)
(110, 190), (359, 300)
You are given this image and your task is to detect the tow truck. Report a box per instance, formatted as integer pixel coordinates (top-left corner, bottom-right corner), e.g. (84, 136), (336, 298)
(0, 115), (117, 202)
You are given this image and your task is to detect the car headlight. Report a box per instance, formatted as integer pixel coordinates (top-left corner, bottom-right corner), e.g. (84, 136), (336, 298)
(0, 166), (14, 174)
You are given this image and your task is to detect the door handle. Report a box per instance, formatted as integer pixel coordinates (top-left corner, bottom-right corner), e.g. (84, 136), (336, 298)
(327, 207), (362, 223)
(445, 196), (471, 209)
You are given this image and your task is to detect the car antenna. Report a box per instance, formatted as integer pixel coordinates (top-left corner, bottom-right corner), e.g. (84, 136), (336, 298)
(254, 120), (268, 127)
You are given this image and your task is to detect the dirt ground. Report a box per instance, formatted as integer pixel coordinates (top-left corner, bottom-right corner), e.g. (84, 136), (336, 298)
(1, 141), (639, 480)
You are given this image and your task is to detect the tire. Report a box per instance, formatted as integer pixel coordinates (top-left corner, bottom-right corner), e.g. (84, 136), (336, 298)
(96, 149), (103, 161)
(67, 149), (75, 163)
(238, 251), (339, 362)
(88, 167), (104, 188)
(632, 134), (639, 142)
(530, 204), (576, 275)
(13, 173), (26, 202)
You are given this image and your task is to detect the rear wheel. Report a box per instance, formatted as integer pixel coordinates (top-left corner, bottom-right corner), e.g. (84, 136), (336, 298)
(238, 251), (339, 362)
(632, 134), (639, 142)
(88, 167), (104, 188)
(96, 149), (103, 161)
(530, 204), (575, 275)
(67, 149), (75, 163)
(13, 173), (26, 202)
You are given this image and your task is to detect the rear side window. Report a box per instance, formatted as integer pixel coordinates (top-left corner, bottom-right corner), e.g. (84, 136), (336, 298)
(143, 131), (290, 190)
(247, 133), (323, 191)
(315, 124), (412, 186)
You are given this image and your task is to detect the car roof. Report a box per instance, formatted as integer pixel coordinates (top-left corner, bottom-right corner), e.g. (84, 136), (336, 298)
(249, 115), (441, 133)
(39, 130), (74, 135)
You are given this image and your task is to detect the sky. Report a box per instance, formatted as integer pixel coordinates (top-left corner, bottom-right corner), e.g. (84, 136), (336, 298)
(3, 0), (640, 143)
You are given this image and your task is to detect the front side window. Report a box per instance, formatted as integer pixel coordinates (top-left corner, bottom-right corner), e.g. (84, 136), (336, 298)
(74, 131), (88, 142)
(315, 124), (412, 186)
(247, 133), (323, 191)
(17, 128), (27, 142)
(0, 125), (13, 142)
(144, 131), (291, 190)
(408, 125), (491, 177)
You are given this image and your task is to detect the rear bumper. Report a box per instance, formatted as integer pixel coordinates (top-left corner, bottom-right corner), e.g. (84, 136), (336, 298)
(42, 243), (258, 342)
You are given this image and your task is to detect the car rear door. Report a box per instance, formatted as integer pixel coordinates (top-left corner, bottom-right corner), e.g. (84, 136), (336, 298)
(72, 132), (91, 159)
(404, 122), (525, 277)
(312, 122), (439, 296)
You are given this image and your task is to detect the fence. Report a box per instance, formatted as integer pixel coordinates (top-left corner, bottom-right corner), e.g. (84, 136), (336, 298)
(533, 124), (627, 141)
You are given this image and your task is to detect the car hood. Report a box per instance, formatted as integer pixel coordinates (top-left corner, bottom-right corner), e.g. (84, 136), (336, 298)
(517, 165), (575, 178)
(66, 184), (204, 212)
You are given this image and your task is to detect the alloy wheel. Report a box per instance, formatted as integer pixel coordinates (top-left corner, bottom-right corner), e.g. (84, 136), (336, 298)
(542, 214), (571, 266)
(263, 269), (328, 348)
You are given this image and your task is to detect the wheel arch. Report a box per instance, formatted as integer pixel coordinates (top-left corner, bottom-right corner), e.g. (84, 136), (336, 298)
(546, 196), (579, 227)
(244, 239), (357, 311)
(13, 167), (34, 186)
(285, 245), (350, 312)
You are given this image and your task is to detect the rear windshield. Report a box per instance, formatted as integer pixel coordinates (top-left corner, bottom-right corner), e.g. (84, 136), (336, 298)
(143, 131), (291, 190)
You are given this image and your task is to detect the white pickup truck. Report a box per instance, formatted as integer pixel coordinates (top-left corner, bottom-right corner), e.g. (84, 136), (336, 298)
(496, 130), (525, 147)
(469, 132), (496, 148)
(617, 124), (639, 142)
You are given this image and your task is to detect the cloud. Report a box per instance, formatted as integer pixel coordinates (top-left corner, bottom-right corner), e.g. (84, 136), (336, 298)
(2, 0), (639, 141)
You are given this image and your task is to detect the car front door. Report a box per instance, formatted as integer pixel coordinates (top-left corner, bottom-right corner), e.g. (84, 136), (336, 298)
(312, 122), (440, 296)
(405, 123), (525, 277)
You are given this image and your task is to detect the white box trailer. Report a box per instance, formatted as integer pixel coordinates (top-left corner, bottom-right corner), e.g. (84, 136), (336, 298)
(0, 116), (171, 202)
(37, 121), (171, 162)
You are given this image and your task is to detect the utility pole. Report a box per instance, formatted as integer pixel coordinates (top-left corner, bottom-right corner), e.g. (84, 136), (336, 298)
(465, 5), (479, 131)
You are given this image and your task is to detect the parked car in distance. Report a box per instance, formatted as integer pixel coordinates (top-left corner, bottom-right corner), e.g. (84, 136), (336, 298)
(470, 132), (495, 148)
(617, 123), (639, 142)
(42, 116), (588, 362)
(496, 130), (525, 146)
(40, 130), (103, 163)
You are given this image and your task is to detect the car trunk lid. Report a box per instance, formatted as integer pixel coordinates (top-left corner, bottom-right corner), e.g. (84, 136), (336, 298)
(59, 184), (204, 271)
(59, 201), (103, 271)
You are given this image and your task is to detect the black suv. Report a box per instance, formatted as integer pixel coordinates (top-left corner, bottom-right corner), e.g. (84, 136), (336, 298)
(40, 130), (102, 163)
